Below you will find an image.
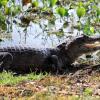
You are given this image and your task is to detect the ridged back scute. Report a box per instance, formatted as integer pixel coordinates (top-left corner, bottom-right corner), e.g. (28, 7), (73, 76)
(0, 45), (34, 52)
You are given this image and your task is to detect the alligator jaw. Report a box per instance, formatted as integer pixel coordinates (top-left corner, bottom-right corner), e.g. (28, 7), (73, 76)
(77, 35), (100, 54)
(83, 42), (100, 53)
(84, 42), (100, 48)
(63, 35), (100, 64)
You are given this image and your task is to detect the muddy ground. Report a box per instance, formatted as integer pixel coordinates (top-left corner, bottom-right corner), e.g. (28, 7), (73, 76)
(0, 64), (100, 100)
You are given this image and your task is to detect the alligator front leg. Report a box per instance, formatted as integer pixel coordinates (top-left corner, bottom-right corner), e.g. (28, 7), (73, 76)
(50, 55), (63, 72)
(43, 55), (63, 72)
(0, 52), (13, 72)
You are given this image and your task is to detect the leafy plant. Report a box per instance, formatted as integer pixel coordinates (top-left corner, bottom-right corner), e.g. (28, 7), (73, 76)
(0, 0), (8, 7)
(48, 0), (58, 7)
(83, 87), (93, 95)
(83, 23), (95, 36)
(77, 6), (86, 18)
(96, 7), (100, 17)
(4, 7), (11, 15)
(32, 1), (39, 7)
(4, 5), (21, 16)
(0, 0), (99, 38)
(56, 7), (69, 17)
(0, 12), (7, 30)
(90, 26), (94, 33)
(11, 5), (21, 16)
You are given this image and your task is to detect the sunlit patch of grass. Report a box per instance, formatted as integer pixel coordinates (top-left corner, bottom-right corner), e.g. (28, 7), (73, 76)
(1, 95), (100, 100)
(0, 71), (47, 85)
(20, 92), (100, 100)
(83, 87), (93, 96)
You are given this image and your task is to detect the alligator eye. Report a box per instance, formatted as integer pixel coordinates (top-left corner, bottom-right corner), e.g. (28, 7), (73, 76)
(86, 55), (93, 58)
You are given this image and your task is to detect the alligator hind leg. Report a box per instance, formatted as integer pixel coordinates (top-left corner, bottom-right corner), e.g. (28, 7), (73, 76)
(0, 52), (13, 72)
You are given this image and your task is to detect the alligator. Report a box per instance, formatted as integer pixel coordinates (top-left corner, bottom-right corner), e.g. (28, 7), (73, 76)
(0, 35), (100, 74)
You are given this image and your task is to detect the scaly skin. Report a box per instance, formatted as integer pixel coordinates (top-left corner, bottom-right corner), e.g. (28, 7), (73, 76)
(0, 35), (100, 73)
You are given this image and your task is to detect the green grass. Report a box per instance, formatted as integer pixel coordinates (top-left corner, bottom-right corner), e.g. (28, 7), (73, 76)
(0, 71), (47, 85)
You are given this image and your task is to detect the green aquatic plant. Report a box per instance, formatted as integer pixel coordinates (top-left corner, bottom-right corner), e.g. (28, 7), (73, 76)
(56, 7), (69, 17)
(0, 0), (8, 7)
(76, 7), (86, 18)
(32, 1), (39, 7)
(0, 0), (99, 36)
(48, 0), (58, 7)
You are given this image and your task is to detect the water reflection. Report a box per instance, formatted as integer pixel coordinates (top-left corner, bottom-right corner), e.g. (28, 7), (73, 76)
(0, 0), (80, 47)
